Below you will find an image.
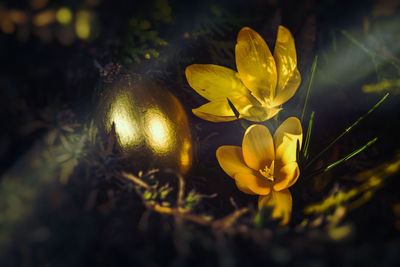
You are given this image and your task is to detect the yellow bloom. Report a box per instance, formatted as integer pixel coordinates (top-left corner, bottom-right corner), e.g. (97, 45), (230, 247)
(186, 26), (301, 122)
(216, 117), (302, 225)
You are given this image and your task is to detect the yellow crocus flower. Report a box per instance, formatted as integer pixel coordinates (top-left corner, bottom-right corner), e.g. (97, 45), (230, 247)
(216, 117), (302, 225)
(186, 26), (301, 122)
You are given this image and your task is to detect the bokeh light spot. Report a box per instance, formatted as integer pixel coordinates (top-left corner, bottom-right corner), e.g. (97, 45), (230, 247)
(56, 7), (73, 25)
(75, 10), (91, 39)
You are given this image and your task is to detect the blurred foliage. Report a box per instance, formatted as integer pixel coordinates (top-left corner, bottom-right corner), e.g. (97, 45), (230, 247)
(305, 151), (400, 214)
(0, 110), (85, 250)
(363, 78), (400, 94)
(120, 0), (171, 65)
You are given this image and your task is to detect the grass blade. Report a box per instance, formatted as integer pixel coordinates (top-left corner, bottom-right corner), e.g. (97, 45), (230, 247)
(306, 137), (377, 178)
(340, 29), (375, 56)
(305, 93), (388, 169)
(301, 56), (318, 123)
(340, 29), (380, 77)
(302, 111), (315, 162)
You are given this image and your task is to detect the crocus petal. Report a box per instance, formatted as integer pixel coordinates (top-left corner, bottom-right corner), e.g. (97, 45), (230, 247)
(235, 27), (277, 104)
(185, 64), (249, 101)
(273, 117), (302, 165)
(242, 124), (275, 171)
(242, 106), (282, 122)
(216, 146), (255, 178)
(192, 94), (260, 122)
(273, 26), (298, 99)
(192, 99), (237, 122)
(234, 173), (271, 195)
(258, 188), (292, 225)
(272, 68), (301, 107)
(235, 179), (257, 195)
(272, 162), (300, 191)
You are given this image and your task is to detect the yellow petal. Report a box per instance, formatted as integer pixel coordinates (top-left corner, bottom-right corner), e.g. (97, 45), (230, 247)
(235, 178), (257, 195)
(235, 27), (277, 104)
(242, 106), (282, 122)
(258, 189), (292, 225)
(273, 26), (299, 106)
(192, 95), (261, 122)
(273, 162), (300, 191)
(216, 146), (255, 178)
(242, 124), (274, 170)
(234, 173), (271, 195)
(272, 68), (301, 107)
(192, 99), (237, 122)
(273, 117), (302, 165)
(185, 64), (249, 101)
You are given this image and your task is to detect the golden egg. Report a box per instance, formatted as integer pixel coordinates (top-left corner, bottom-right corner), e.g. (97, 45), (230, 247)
(95, 76), (193, 174)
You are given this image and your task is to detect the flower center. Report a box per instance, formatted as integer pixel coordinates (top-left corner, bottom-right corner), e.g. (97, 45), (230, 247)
(259, 160), (275, 182)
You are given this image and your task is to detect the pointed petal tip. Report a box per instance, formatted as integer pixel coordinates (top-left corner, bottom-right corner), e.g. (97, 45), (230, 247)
(244, 123), (269, 135)
(278, 25), (290, 33)
(279, 117), (303, 136)
(273, 117), (303, 165)
(286, 117), (303, 134)
(238, 26), (256, 35)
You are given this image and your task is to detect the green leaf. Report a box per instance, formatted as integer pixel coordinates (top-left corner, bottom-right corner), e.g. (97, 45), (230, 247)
(302, 111), (315, 162)
(301, 56), (318, 123)
(306, 137), (377, 178)
(340, 29), (375, 56)
(305, 93), (388, 169)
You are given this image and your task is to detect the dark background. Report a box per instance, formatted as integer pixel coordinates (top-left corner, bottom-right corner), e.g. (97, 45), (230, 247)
(1, 0), (400, 266)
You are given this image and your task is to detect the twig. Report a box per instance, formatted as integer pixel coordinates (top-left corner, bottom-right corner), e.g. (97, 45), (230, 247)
(212, 208), (249, 230)
(121, 171), (151, 189)
(121, 170), (249, 232)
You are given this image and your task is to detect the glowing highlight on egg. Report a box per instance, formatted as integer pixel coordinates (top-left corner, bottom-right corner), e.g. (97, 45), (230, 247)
(107, 93), (141, 149)
(96, 78), (193, 173)
(145, 111), (173, 153)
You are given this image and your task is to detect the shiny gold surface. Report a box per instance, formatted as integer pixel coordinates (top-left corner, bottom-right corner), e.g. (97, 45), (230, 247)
(107, 91), (142, 149)
(96, 77), (193, 174)
(145, 109), (174, 153)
